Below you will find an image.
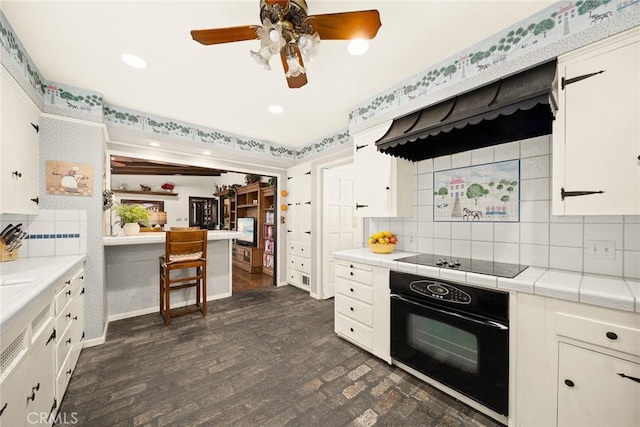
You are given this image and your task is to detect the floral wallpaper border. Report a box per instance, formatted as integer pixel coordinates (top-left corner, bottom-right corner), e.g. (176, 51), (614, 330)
(3, 2), (639, 162)
(350, 0), (640, 127)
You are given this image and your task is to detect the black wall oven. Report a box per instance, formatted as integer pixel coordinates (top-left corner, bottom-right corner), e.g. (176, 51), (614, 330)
(390, 270), (509, 416)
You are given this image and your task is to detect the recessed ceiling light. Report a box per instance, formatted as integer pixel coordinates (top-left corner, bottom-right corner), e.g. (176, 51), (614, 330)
(203, 151), (211, 155)
(268, 105), (283, 114)
(348, 39), (369, 56)
(150, 142), (160, 147)
(121, 53), (147, 69)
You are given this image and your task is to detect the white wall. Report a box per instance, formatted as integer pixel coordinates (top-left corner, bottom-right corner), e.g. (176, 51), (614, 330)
(367, 135), (640, 279)
(110, 173), (245, 230)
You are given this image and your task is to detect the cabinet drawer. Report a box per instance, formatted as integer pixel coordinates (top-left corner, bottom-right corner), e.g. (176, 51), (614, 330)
(335, 277), (373, 304)
(56, 351), (75, 403)
(55, 282), (73, 313)
(336, 262), (373, 285)
(335, 313), (373, 350)
(288, 242), (310, 257)
(289, 254), (310, 274)
(56, 321), (74, 373)
(556, 312), (640, 357)
(335, 295), (373, 327)
(287, 268), (310, 288)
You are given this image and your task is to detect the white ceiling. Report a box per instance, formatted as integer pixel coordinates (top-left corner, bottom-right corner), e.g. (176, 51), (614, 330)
(1, 0), (554, 148)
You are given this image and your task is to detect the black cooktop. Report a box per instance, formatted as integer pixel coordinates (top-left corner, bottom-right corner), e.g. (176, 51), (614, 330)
(395, 254), (528, 278)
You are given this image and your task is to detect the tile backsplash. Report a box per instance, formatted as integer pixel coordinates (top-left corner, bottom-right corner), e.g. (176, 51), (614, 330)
(368, 135), (640, 279)
(0, 209), (87, 258)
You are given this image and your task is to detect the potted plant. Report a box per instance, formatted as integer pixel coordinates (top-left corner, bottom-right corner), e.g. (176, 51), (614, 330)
(245, 174), (261, 184)
(115, 204), (150, 236)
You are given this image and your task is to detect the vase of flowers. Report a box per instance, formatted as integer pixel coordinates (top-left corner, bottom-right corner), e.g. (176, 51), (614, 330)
(115, 204), (150, 236)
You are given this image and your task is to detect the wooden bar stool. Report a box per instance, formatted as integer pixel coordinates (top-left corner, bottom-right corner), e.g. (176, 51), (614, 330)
(159, 229), (208, 325)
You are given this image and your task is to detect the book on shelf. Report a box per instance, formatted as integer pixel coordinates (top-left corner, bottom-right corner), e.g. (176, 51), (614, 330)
(264, 211), (274, 224)
(263, 253), (274, 268)
(263, 240), (274, 254)
(263, 224), (273, 239)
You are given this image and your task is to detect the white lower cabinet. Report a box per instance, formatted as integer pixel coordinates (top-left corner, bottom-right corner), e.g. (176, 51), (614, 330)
(557, 343), (639, 427)
(515, 293), (640, 427)
(54, 269), (85, 405)
(0, 307), (56, 427)
(0, 267), (84, 426)
(334, 261), (390, 363)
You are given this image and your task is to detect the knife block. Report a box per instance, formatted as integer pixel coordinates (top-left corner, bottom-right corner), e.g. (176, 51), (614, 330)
(0, 241), (18, 262)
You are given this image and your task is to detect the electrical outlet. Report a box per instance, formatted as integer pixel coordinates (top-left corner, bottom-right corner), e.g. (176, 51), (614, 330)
(587, 240), (616, 260)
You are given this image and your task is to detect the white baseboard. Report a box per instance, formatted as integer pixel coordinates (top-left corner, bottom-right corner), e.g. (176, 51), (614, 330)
(83, 321), (109, 348)
(107, 292), (232, 322)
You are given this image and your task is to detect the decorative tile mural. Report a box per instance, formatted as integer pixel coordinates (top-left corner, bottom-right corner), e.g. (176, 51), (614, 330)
(350, 0), (640, 127)
(434, 160), (520, 222)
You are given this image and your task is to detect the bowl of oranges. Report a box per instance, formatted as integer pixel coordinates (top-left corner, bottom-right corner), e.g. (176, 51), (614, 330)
(367, 231), (398, 254)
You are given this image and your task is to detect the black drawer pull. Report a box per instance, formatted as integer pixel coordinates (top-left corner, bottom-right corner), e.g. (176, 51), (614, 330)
(350, 288), (354, 292)
(355, 144), (368, 151)
(564, 379), (574, 387)
(81, 288), (85, 295)
(32, 383), (40, 392)
(66, 369), (72, 375)
(0, 402), (7, 416)
(12, 171), (22, 178)
(66, 313), (71, 318)
(73, 316), (78, 320)
(27, 391), (35, 403)
(355, 203), (368, 209)
(66, 290), (71, 296)
(350, 307), (354, 311)
(66, 338), (71, 344)
(606, 331), (618, 340)
(350, 328), (354, 332)
(349, 264), (353, 268)
(350, 272), (354, 276)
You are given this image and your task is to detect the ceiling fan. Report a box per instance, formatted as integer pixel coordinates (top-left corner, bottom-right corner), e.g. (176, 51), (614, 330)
(190, 0), (381, 89)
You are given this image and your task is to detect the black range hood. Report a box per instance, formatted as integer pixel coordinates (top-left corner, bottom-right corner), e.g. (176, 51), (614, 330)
(375, 60), (557, 162)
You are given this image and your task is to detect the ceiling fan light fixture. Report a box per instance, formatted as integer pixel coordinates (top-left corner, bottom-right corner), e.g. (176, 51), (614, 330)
(347, 39), (369, 56)
(297, 32), (320, 61)
(250, 47), (273, 70)
(285, 50), (305, 78)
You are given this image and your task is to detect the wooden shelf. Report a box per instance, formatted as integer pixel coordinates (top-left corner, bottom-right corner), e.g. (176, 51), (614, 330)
(112, 190), (178, 197)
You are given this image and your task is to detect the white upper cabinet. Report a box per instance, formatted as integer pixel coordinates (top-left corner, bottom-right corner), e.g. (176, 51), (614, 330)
(1, 69), (40, 214)
(353, 122), (413, 217)
(552, 28), (640, 215)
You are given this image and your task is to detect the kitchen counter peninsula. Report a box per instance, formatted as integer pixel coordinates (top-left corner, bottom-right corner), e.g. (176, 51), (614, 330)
(103, 230), (241, 320)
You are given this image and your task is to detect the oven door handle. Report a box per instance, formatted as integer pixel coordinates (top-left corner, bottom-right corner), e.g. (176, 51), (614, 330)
(391, 294), (508, 331)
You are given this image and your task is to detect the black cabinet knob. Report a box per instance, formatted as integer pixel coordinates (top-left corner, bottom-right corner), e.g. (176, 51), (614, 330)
(30, 197), (39, 205)
(606, 331), (618, 340)
(350, 328), (354, 332)
(350, 288), (354, 292)
(564, 379), (575, 388)
(386, 186), (390, 190)
(66, 290), (71, 296)
(12, 171), (22, 178)
(350, 307), (354, 311)
(350, 272), (354, 276)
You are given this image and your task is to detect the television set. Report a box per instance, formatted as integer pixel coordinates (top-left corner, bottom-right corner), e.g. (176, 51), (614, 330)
(236, 217), (257, 247)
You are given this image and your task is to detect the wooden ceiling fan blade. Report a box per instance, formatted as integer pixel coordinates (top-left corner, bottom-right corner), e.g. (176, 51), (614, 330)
(306, 10), (381, 40)
(190, 25), (260, 45)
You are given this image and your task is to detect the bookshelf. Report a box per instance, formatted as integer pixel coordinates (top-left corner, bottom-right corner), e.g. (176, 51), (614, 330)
(261, 186), (275, 276)
(232, 182), (265, 273)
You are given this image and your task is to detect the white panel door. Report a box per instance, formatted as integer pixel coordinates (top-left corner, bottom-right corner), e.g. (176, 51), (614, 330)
(322, 165), (362, 299)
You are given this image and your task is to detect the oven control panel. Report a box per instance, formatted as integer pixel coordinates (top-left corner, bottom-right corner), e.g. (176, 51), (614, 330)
(409, 280), (471, 304)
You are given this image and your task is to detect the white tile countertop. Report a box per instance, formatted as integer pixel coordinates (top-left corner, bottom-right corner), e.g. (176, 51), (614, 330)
(103, 230), (241, 246)
(0, 255), (85, 335)
(334, 248), (640, 313)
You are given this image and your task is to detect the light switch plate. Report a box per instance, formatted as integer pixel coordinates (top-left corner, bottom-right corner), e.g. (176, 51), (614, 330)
(587, 240), (616, 260)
